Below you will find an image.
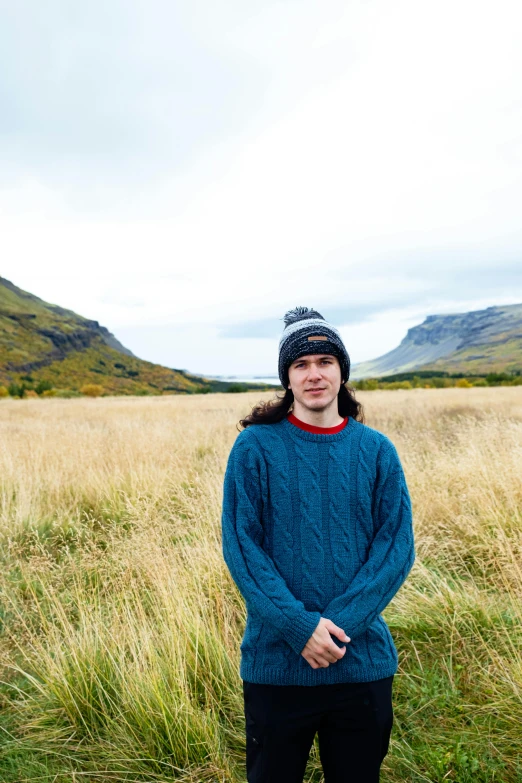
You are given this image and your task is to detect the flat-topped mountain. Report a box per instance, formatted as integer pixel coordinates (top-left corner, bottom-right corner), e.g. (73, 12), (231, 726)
(351, 303), (522, 379)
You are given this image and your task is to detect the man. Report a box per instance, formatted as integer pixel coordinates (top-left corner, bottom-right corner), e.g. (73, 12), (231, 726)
(221, 306), (415, 783)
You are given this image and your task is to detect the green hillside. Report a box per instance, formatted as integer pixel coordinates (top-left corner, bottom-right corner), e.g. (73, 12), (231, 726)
(416, 332), (522, 376)
(0, 277), (266, 396)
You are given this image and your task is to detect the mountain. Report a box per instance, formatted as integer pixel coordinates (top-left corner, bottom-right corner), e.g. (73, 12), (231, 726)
(351, 303), (522, 379)
(0, 276), (263, 395)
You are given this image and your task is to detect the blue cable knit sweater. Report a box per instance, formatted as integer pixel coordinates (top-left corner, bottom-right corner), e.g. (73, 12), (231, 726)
(221, 414), (415, 686)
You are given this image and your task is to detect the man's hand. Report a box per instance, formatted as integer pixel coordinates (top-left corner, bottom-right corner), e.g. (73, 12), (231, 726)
(301, 617), (351, 669)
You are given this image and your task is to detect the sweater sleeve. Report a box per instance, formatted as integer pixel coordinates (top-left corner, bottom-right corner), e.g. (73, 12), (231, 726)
(321, 439), (415, 640)
(221, 432), (322, 656)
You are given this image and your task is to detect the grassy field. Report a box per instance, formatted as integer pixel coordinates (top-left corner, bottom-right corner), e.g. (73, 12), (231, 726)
(0, 387), (521, 782)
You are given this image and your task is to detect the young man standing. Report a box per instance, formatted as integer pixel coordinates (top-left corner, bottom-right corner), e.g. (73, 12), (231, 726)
(221, 307), (415, 783)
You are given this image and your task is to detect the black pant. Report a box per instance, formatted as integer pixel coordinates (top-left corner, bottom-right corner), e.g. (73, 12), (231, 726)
(242, 675), (394, 783)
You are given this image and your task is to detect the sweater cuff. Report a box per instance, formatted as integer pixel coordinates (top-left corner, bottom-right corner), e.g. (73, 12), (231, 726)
(283, 610), (322, 656)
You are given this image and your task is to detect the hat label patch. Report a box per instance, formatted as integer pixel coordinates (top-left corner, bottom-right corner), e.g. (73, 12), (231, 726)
(308, 335), (328, 341)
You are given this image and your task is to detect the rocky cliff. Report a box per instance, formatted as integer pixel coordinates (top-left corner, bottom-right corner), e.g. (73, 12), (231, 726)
(351, 303), (522, 379)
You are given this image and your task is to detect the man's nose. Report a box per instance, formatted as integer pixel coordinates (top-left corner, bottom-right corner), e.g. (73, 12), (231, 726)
(307, 364), (322, 378)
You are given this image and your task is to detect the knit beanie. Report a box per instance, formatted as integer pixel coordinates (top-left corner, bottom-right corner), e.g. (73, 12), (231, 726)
(278, 306), (351, 390)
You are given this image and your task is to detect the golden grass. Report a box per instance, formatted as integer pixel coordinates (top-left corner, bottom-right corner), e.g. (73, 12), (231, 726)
(0, 386), (521, 782)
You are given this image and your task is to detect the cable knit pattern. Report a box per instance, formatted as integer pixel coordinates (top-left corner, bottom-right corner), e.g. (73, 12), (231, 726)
(294, 439), (326, 609)
(246, 426), (297, 671)
(327, 440), (354, 596)
(221, 416), (415, 685)
(248, 426), (296, 584)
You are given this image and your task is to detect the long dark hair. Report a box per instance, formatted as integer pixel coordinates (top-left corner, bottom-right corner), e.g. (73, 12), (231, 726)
(238, 383), (365, 430)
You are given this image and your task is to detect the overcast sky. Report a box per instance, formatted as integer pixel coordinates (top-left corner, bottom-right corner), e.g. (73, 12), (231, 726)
(2, 0), (522, 378)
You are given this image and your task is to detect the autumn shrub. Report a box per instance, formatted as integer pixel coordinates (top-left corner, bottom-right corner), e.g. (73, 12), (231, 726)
(80, 383), (104, 397)
(35, 379), (54, 395)
(384, 380), (413, 390)
(53, 389), (82, 398)
(8, 382), (24, 397)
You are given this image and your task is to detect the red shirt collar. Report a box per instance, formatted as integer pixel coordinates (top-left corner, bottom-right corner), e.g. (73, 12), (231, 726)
(287, 412), (349, 434)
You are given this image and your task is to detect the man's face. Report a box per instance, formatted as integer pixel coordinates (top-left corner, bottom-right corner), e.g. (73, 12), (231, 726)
(287, 353), (342, 411)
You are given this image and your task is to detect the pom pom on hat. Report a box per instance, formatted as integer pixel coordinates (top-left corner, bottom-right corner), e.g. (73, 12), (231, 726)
(282, 306), (325, 327)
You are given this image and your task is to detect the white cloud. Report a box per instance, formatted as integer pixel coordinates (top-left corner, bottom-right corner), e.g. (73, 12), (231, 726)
(2, 0), (522, 375)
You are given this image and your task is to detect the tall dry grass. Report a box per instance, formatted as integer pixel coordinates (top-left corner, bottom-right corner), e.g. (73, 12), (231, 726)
(0, 387), (521, 782)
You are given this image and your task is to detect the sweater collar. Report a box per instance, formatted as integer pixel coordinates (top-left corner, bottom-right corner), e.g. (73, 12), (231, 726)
(287, 412), (348, 434)
(281, 413), (358, 442)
